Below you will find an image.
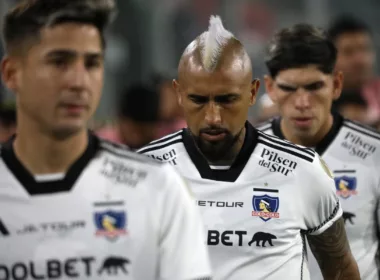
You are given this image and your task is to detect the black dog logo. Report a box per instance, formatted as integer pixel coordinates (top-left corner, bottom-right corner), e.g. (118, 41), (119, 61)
(98, 256), (130, 275)
(343, 212), (356, 225)
(248, 232), (277, 247)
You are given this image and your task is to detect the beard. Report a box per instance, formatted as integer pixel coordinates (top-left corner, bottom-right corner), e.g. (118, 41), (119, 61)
(193, 126), (242, 162)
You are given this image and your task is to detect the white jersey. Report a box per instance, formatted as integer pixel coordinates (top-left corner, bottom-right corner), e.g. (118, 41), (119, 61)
(257, 114), (380, 280)
(0, 134), (212, 280)
(138, 122), (342, 280)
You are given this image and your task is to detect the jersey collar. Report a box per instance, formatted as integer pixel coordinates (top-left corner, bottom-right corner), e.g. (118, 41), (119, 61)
(1, 132), (99, 195)
(182, 121), (258, 182)
(271, 113), (344, 155)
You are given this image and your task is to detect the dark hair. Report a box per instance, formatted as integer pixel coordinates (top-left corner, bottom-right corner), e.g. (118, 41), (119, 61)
(327, 15), (371, 42)
(2, 0), (116, 54)
(265, 23), (337, 78)
(0, 102), (16, 127)
(118, 84), (160, 123)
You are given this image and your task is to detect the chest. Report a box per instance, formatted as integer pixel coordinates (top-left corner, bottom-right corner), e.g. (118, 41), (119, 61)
(188, 179), (304, 252)
(0, 174), (157, 279)
(322, 154), (378, 229)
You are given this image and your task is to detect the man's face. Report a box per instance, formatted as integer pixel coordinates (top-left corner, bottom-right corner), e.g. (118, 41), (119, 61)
(335, 32), (375, 89)
(265, 65), (342, 139)
(2, 23), (104, 138)
(174, 67), (258, 161)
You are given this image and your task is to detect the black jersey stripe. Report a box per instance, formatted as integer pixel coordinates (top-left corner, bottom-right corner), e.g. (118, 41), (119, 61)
(258, 131), (315, 156)
(258, 131), (315, 157)
(100, 142), (162, 165)
(147, 130), (183, 146)
(138, 139), (183, 154)
(257, 139), (314, 162)
(302, 200), (340, 235)
(344, 119), (380, 134)
(343, 122), (380, 141)
(137, 132), (183, 152)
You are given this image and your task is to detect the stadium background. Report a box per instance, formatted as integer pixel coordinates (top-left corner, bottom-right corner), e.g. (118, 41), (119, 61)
(0, 0), (379, 145)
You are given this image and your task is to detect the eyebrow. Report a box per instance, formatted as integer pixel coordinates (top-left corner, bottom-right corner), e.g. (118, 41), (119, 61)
(188, 93), (240, 98)
(276, 81), (324, 90)
(276, 83), (298, 91)
(45, 49), (104, 59)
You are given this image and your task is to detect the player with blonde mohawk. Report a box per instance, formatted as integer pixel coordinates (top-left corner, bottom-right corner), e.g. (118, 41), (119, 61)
(200, 15), (235, 72)
(139, 16), (358, 279)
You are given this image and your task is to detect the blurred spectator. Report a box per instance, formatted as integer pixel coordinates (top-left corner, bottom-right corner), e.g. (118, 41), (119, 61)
(328, 15), (380, 127)
(96, 84), (160, 149)
(152, 74), (186, 138)
(0, 101), (16, 143)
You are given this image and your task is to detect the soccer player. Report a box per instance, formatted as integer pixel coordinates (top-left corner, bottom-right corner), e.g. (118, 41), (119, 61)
(138, 16), (360, 279)
(257, 23), (379, 279)
(0, 1), (211, 280)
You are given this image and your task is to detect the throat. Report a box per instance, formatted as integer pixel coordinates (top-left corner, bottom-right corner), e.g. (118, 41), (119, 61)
(281, 116), (333, 148)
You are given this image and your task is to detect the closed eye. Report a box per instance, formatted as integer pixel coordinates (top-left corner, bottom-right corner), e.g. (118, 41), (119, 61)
(277, 84), (297, 92)
(48, 56), (70, 68)
(85, 55), (103, 69)
(215, 94), (240, 104)
(304, 81), (324, 91)
(188, 95), (209, 104)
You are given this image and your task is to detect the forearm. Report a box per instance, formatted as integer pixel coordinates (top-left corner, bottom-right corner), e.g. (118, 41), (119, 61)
(307, 218), (360, 279)
(317, 252), (359, 280)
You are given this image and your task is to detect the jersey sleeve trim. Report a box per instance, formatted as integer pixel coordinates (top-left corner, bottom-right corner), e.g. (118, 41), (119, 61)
(343, 120), (380, 141)
(99, 140), (162, 165)
(257, 136), (315, 163)
(302, 200), (342, 235)
(147, 130), (183, 145)
(258, 131), (315, 157)
(138, 138), (183, 154)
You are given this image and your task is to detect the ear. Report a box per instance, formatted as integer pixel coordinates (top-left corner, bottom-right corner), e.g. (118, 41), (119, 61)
(1, 56), (19, 93)
(332, 71), (343, 101)
(264, 74), (276, 103)
(249, 79), (260, 105)
(172, 79), (183, 106)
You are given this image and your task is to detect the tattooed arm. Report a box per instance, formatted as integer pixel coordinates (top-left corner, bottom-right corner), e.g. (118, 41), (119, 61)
(307, 217), (360, 280)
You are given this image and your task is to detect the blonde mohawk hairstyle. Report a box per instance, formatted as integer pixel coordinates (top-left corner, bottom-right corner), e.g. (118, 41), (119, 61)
(200, 15), (235, 72)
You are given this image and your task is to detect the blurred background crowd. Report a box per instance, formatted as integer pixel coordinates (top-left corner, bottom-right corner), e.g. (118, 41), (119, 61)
(1, 0), (380, 149)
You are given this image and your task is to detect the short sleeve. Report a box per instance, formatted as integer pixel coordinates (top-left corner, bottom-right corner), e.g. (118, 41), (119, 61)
(299, 156), (343, 235)
(158, 165), (212, 280)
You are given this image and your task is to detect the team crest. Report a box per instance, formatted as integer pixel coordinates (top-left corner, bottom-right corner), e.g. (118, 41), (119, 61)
(94, 210), (127, 240)
(252, 195), (280, 222)
(335, 176), (357, 199)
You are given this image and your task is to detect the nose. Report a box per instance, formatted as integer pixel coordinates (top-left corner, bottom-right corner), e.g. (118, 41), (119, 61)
(294, 90), (311, 111)
(65, 59), (89, 93)
(205, 102), (222, 126)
